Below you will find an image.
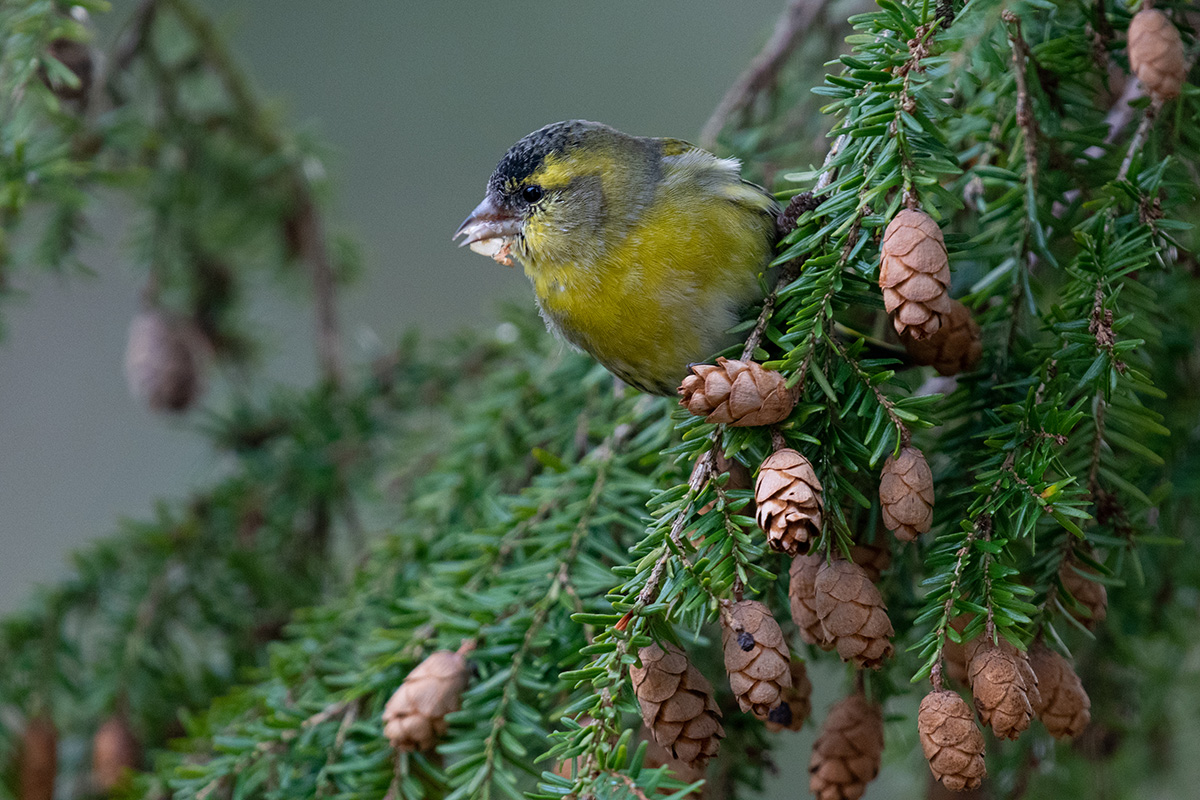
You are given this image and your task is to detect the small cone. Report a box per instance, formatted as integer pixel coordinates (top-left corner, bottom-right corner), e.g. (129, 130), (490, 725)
(943, 614), (974, 685)
(814, 559), (895, 669)
(789, 553), (833, 649)
(879, 446), (935, 542)
(382, 649), (471, 751)
(45, 38), (93, 102)
(917, 689), (986, 792)
(124, 309), (209, 413)
(630, 643), (724, 770)
(679, 358), (795, 427)
(19, 715), (57, 800)
(808, 694), (884, 800)
(901, 300), (982, 376)
(1028, 641), (1090, 739)
(765, 659), (813, 733)
(966, 637), (1040, 740)
(880, 209), (955, 340)
(1128, 9), (1186, 101)
(848, 539), (892, 584)
(1059, 558), (1107, 630)
(755, 449), (823, 555)
(92, 713), (141, 792)
(721, 600), (792, 719)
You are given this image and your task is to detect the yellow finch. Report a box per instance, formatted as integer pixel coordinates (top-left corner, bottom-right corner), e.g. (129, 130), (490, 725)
(454, 120), (778, 395)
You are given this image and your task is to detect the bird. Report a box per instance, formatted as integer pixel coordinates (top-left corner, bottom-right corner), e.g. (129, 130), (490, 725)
(454, 120), (779, 396)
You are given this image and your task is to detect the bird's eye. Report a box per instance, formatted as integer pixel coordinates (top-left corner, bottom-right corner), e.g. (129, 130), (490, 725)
(521, 185), (545, 204)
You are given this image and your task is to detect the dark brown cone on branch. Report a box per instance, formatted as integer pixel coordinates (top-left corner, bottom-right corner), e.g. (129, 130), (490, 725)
(45, 38), (93, 102)
(879, 446), (935, 542)
(765, 659), (813, 732)
(808, 694), (884, 800)
(789, 553), (833, 649)
(124, 309), (210, 413)
(966, 638), (1040, 740)
(901, 300), (982, 376)
(382, 649), (470, 751)
(880, 209), (955, 340)
(917, 689), (987, 792)
(943, 615), (973, 685)
(630, 643), (724, 769)
(1128, 9), (1186, 101)
(1028, 641), (1091, 739)
(19, 715), (57, 800)
(92, 713), (141, 792)
(814, 559), (895, 668)
(1059, 558), (1108, 629)
(848, 539), (892, 584)
(721, 600), (792, 719)
(679, 358), (795, 427)
(755, 449), (823, 555)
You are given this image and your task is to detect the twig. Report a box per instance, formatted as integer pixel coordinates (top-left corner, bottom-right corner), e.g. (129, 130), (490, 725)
(1004, 13), (1040, 190)
(699, 0), (832, 149)
(1116, 99), (1161, 183)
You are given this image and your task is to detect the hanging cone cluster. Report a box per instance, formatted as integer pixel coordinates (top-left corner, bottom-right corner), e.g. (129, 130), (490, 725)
(966, 637), (1040, 740)
(19, 715), (57, 800)
(678, 358), (796, 427)
(917, 689), (986, 792)
(630, 643), (724, 769)
(1028, 641), (1091, 739)
(1059, 558), (1108, 629)
(720, 600), (792, 719)
(789, 553), (832, 649)
(765, 659), (813, 733)
(382, 649), (471, 751)
(1128, 9), (1186, 102)
(879, 209), (954, 340)
(901, 299), (982, 376)
(879, 446), (934, 542)
(91, 713), (141, 792)
(814, 559), (895, 668)
(808, 694), (884, 800)
(755, 449), (823, 555)
(124, 309), (210, 413)
(848, 540), (891, 584)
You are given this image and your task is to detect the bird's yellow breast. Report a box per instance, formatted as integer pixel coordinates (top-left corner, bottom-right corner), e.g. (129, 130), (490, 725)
(521, 169), (775, 394)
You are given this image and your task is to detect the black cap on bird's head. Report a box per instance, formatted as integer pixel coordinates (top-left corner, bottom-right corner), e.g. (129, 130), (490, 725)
(454, 121), (616, 259)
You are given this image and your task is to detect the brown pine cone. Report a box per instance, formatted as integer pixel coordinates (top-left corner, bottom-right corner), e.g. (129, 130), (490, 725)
(678, 358), (795, 427)
(966, 637), (1040, 740)
(808, 694), (884, 800)
(630, 643), (724, 769)
(19, 715), (57, 800)
(814, 559), (895, 669)
(879, 445), (935, 542)
(1028, 641), (1091, 739)
(1128, 9), (1186, 102)
(765, 659), (813, 733)
(848, 539), (892, 584)
(45, 38), (93, 103)
(917, 689), (987, 792)
(1059, 558), (1108, 629)
(642, 734), (707, 785)
(382, 649), (471, 751)
(943, 614), (974, 685)
(92, 713), (141, 792)
(880, 209), (955, 340)
(789, 553), (833, 649)
(755, 449), (823, 555)
(124, 309), (210, 413)
(901, 299), (982, 376)
(721, 600), (792, 719)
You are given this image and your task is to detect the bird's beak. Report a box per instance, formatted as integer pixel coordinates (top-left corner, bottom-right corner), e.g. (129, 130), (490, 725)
(453, 196), (522, 262)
